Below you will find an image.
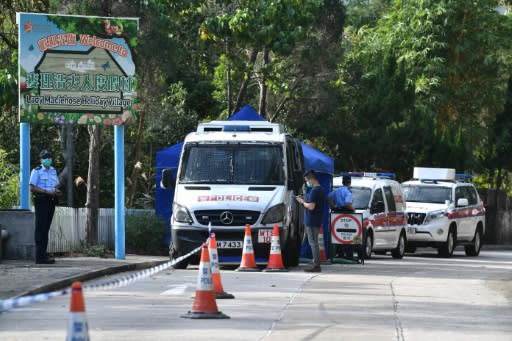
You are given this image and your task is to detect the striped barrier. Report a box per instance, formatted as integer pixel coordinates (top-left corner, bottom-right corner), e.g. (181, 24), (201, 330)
(0, 245), (202, 313)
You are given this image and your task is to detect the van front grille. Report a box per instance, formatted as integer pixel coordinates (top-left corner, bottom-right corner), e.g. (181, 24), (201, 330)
(194, 210), (260, 226)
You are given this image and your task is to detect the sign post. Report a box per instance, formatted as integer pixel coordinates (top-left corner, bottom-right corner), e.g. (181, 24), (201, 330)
(329, 212), (364, 264)
(17, 13), (139, 259)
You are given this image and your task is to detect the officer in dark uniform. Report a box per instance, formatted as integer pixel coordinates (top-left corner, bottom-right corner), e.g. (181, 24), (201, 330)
(29, 149), (62, 264)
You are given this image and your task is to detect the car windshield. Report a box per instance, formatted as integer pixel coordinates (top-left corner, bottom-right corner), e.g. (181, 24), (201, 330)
(402, 185), (452, 204)
(179, 143), (285, 185)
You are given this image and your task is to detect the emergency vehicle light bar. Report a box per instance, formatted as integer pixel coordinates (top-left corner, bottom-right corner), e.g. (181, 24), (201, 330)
(413, 167), (455, 181)
(455, 173), (472, 183)
(339, 171), (396, 179)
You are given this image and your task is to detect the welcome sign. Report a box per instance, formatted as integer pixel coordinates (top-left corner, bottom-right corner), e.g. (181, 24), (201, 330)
(18, 13), (139, 125)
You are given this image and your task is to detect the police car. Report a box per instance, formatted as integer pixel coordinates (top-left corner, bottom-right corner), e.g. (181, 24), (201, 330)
(332, 172), (408, 259)
(401, 167), (485, 257)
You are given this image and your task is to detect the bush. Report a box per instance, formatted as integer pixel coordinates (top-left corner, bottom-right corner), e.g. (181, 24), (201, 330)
(125, 212), (168, 255)
(0, 149), (19, 209)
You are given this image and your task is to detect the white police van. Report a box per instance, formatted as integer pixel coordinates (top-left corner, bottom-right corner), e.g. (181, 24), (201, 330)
(401, 167), (486, 257)
(161, 120), (305, 268)
(332, 172), (408, 259)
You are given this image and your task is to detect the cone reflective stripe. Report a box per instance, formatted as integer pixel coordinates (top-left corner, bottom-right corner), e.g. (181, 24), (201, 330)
(236, 224), (260, 272)
(66, 281), (90, 341)
(208, 233), (234, 299)
(264, 224), (288, 272)
(182, 243), (229, 319)
(318, 226), (329, 263)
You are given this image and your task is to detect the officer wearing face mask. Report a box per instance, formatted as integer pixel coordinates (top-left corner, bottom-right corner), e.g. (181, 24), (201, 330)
(295, 170), (326, 272)
(29, 149), (62, 264)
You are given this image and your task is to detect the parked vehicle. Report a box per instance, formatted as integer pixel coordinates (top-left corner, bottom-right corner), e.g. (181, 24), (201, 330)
(161, 120), (305, 268)
(401, 167), (485, 257)
(332, 172), (408, 259)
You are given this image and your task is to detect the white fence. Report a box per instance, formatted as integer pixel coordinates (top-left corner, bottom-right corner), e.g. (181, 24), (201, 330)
(48, 207), (154, 253)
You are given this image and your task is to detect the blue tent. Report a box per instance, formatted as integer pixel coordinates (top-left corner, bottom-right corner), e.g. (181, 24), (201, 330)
(154, 104), (334, 255)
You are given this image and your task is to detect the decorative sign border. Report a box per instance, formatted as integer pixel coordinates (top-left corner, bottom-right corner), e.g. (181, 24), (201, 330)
(18, 12), (139, 125)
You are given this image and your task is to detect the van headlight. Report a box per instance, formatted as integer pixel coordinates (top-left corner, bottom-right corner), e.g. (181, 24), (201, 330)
(173, 202), (193, 224)
(262, 203), (285, 224)
(423, 210), (445, 225)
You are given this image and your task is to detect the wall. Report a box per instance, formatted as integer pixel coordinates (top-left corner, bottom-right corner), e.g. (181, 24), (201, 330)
(0, 209), (35, 260)
(481, 189), (512, 244)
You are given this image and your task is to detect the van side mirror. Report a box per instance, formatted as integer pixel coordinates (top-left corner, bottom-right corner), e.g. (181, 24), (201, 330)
(289, 170), (304, 193)
(456, 198), (469, 207)
(161, 169), (176, 189)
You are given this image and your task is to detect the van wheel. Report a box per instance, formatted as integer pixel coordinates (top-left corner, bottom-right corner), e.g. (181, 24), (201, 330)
(465, 227), (482, 256)
(169, 242), (189, 269)
(438, 228), (455, 258)
(391, 232), (406, 259)
(364, 232), (373, 259)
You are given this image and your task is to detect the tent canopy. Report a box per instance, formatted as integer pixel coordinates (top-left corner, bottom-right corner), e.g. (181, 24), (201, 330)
(155, 104), (334, 252)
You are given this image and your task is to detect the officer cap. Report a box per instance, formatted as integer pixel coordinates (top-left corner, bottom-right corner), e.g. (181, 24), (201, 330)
(39, 149), (52, 159)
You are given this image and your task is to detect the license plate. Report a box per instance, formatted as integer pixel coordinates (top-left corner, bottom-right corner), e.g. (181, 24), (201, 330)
(407, 227), (416, 234)
(258, 229), (273, 243)
(216, 240), (242, 249)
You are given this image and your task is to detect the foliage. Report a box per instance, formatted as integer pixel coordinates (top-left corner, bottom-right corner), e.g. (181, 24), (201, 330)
(0, 149), (19, 208)
(125, 212), (167, 255)
(0, 0), (512, 209)
(332, 0), (512, 181)
(71, 241), (110, 257)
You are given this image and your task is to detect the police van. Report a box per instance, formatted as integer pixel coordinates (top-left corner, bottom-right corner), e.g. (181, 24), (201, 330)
(401, 167), (485, 257)
(161, 120), (305, 268)
(332, 172), (408, 259)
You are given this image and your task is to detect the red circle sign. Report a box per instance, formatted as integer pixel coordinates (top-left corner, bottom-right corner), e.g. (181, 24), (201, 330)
(330, 213), (363, 244)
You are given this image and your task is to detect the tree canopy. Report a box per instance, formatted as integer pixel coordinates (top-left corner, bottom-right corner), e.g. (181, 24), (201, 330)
(0, 0), (511, 209)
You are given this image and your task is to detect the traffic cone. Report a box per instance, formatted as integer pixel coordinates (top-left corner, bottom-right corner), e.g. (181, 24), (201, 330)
(208, 233), (235, 299)
(181, 243), (230, 319)
(263, 224), (288, 272)
(66, 281), (90, 341)
(236, 224), (260, 272)
(318, 226), (330, 264)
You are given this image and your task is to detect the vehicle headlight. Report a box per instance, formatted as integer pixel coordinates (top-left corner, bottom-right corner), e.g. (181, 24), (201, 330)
(172, 202), (193, 224)
(423, 210), (445, 225)
(262, 203), (285, 224)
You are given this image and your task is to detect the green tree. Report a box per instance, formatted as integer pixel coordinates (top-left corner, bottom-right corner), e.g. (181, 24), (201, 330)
(201, 0), (326, 118)
(333, 0), (512, 179)
(0, 149), (19, 208)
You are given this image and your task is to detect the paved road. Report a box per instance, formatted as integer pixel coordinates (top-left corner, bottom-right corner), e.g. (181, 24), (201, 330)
(1, 247), (511, 340)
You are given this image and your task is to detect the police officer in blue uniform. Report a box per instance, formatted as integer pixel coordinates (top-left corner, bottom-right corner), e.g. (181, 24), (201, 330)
(30, 149), (62, 264)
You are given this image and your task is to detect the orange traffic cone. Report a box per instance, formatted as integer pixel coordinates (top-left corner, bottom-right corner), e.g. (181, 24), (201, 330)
(318, 226), (329, 264)
(263, 224), (288, 272)
(236, 224), (260, 272)
(208, 233), (235, 299)
(182, 243), (230, 319)
(66, 281), (90, 341)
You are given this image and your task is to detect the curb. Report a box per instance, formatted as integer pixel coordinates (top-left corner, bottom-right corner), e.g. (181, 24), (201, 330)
(17, 260), (170, 298)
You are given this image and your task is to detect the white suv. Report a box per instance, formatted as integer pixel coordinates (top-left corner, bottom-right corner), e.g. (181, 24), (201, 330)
(401, 167), (485, 257)
(332, 172), (408, 259)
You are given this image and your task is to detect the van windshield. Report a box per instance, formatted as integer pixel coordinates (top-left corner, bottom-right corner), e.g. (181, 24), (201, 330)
(402, 185), (452, 204)
(180, 144), (285, 185)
